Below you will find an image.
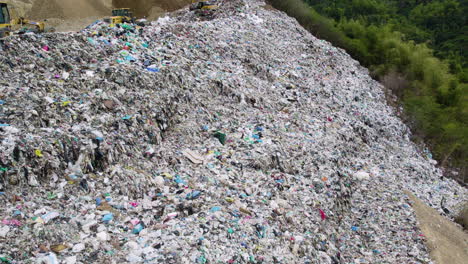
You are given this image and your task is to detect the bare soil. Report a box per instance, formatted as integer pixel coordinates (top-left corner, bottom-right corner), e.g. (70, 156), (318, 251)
(28, 0), (110, 20)
(113, 0), (191, 18)
(405, 191), (468, 264)
(6, 0), (192, 31)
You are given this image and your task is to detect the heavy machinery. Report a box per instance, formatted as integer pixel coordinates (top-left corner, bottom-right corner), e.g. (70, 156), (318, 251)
(104, 8), (135, 26)
(190, 0), (219, 16)
(0, 2), (45, 38)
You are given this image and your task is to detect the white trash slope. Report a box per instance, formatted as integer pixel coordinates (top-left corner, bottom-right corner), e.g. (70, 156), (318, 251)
(0, 0), (465, 263)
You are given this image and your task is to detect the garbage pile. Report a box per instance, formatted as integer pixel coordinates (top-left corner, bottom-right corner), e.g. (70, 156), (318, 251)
(0, 0), (466, 263)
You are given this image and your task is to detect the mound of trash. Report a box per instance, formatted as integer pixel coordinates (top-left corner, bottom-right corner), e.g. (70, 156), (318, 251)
(0, 0), (466, 263)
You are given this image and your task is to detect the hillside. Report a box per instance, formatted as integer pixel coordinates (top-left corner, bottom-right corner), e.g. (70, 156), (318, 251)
(0, 0), (466, 263)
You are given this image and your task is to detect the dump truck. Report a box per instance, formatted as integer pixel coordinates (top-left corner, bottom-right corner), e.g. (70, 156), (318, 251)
(0, 2), (46, 38)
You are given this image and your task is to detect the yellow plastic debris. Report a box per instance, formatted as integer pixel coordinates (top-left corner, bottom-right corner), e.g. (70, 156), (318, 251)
(50, 244), (69, 253)
(35, 149), (43, 157)
(161, 172), (173, 179)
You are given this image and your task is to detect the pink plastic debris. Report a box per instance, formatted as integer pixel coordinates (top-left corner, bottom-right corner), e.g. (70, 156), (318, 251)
(130, 219), (140, 226)
(319, 209), (327, 221)
(2, 219), (22, 227)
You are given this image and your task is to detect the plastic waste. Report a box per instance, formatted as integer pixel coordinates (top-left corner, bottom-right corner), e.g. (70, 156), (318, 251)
(0, 1), (465, 264)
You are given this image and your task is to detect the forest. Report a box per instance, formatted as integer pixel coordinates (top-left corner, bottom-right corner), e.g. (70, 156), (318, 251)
(267, 0), (467, 182)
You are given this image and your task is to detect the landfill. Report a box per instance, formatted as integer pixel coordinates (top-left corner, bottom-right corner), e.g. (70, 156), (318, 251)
(0, 0), (466, 263)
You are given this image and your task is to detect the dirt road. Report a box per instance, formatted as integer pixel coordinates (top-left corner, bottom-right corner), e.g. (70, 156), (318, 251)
(405, 191), (468, 264)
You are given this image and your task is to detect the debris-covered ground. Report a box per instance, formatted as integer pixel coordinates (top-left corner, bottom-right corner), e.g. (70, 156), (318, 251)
(0, 0), (466, 263)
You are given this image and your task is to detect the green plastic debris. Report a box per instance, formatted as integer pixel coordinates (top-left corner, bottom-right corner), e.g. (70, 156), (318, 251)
(0, 257), (12, 263)
(122, 24), (133, 30)
(197, 255), (207, 264)
(213, 131), (226, 145)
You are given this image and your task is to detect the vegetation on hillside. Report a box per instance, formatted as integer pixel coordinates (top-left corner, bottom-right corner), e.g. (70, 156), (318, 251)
(267, 0), (467, 182)
(304, 0), (468, 81)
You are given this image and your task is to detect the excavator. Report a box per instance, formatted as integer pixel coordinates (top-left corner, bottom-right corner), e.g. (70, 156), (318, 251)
(0, 2), (46, 38)
(190, 0), (219, 16)
(104, 8), (135, 26)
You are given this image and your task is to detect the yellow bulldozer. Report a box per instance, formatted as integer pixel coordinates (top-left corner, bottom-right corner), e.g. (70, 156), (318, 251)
(0, 2), (46, 38)
(104, 8), (135, 26)
(190, 0), (219, 15)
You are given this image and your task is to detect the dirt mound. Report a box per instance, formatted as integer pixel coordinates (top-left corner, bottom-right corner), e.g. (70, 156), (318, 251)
(113, 0), (192, 18)
(8, 0), (190, 20)
(2, 0), (33, 17)
(27, 0), (64, 19)
(28, 0), (110, 19)
(6, 0), (192, 31)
